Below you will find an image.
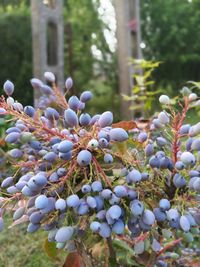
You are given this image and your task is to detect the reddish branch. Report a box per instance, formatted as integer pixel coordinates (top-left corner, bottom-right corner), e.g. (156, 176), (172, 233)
(157, 238), (182, 256)
(171, 97), (189, 164)
(92, 156), (113, 188)
(52, 82), (68, 109)
(118, 232), (149, 247)
(0, 97), (71, 140)
(60, 160), (77, 184)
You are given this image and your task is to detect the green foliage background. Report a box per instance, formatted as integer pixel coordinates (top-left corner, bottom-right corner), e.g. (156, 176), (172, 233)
(141, 0), (200, 94)
(0, 3), (32, 105)
(0, 0), (119, 117)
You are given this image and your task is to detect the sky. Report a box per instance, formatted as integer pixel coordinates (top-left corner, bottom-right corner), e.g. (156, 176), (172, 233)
(91, 0), (117, 59)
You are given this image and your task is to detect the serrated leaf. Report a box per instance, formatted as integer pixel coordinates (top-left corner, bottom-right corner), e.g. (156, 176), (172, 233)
(113, 239), (134, 256)
(43, 238), (57, 259)
(187, 81), (200, 89)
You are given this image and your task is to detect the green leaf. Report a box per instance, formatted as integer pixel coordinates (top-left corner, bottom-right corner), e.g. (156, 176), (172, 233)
(187, 81), (200, 89)
(129, 104), (144, 110)
(132, 86), (141, 94)
(108, 257), (118, 267)
(113, 239), (134, 256)
(43, 238), (57, 259)
(121, 94), (136, 101)
(146, 90), (162, 96)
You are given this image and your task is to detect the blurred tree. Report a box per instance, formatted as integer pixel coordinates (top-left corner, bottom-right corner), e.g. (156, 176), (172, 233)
(0, 0), (119, 116)
(0, 1), (32, 105)
(63, 0), (119, 117)
(141, 0), (200, 94)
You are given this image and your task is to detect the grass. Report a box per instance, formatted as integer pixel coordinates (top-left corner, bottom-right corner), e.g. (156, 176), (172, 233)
(0, 216), (65, 267)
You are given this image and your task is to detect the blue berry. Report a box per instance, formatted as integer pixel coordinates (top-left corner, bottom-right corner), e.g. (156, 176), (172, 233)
(5, 132), (20, 143)
(80, 91), (93, 103)
(126, 169), (142, 184)
(3, 80), (14, 96)
(159, 199), (170, 211)
(65, 77), (73, 89)
(55, 226), (74, 243)
(0, 218), (4, 232)
(158, 111), (169, 124)
(153, 208), (167, 222)
(86, 196), (97, 209)
(112, 219), (125, 234)
(55, 199), (67, 211)
(109, 128), (128, 142)
(142, 210), (155, 225)
(99, 223), (111, 238)
(81, 184), (91, 194)
(64, 108), (78, 127)
(57, 140), (73, 153)
(114, 185), (127, 198)
(145, 143), (154, 156)
(101, 189), (113, 199)
(138, 132), (148, 142)
(104, 153), (113, 164)
(107, 205), (122, 220)
(180, 215), (190, 232)
(24, 106), (35, 117)
(130, 200), (144, 216)
(91, 181), (103, 192)
(98, 111), (113, 128)
(77, 150), (92, 166)
(90, 221), (101, 232)
(35, 195), (49, 209)
(68, 96), (80, 110)
(79, 113), (91, 126)
(180, 151), (195, 166)
(66, 194), (80, 208)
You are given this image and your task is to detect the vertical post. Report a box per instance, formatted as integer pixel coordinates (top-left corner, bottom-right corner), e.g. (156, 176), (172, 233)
(31, 0), (64, 107)
(115, 0), (142, 119)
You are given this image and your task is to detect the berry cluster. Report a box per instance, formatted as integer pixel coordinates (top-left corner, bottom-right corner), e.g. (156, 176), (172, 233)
(0, 74), (200, 266)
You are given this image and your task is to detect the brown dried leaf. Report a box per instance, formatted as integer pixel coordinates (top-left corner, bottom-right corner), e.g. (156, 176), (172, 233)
(91, 242), (104, 259)
(136, 119), (150, 130)
(63, 252), (84, 267)
(0, 138), (5, 146)
(112, 120), (138, 130)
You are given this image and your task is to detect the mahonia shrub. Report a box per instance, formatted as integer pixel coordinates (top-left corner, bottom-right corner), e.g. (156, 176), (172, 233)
(0, 74), (200, 267)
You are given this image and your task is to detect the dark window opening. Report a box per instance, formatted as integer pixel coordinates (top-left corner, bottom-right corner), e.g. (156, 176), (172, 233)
(47, 21), (58, 66)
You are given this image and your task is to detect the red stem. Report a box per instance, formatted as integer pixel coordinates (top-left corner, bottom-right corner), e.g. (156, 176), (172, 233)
(157, 238), (182, 257)
(92, 157), (113, 188)
(172, 97), (189, 164)
(60, 160), (77, 184)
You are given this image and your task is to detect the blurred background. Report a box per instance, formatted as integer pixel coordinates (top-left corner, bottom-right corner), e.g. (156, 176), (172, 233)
(0, 0), (200, 119)
(1, 0), (200, 266)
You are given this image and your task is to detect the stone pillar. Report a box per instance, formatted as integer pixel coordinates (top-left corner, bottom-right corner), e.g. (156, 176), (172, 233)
(31, 0), (64, 106)
(115, 0), (142, 119)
